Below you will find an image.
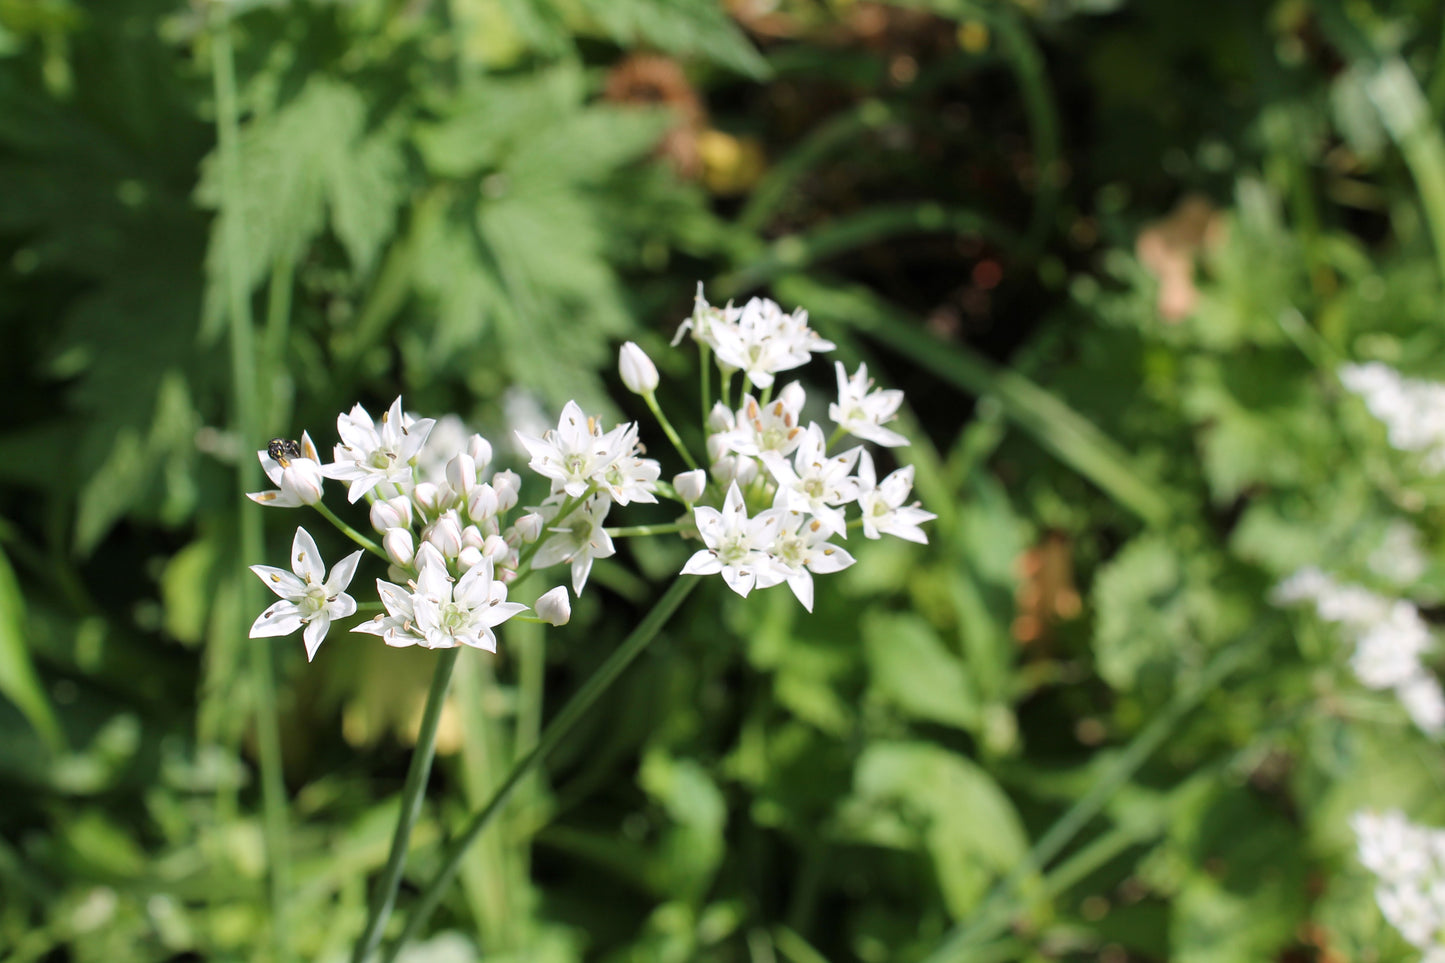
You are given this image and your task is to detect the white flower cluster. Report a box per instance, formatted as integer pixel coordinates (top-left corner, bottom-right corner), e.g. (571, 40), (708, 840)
(1273, 567), (1445, 734)
(675, 287), (935, 611)
(244, 284), (935, 659)
(1341, 362), (1445, 471)
(1353, 809), (1445, 961)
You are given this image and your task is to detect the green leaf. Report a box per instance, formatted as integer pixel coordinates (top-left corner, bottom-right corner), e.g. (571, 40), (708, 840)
(864, 612), (978, 730)
(571, 0), (768, 79)
(0, 544), (61, 749)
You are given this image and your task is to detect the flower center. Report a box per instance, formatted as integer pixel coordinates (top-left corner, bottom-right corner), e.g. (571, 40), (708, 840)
(299, 584), (329, 618)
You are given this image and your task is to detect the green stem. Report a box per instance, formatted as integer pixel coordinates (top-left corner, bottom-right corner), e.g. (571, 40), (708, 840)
(826, 425), (848, 452)
(604, 523), (688, 538)
(380, 576), (699, 961)
(314, 501), (388, 561)
(209, 12), (291, 961)
(918, 630), (1263, 962)
(516, 488), (591, 574)
(700, 343), (713, 424)
(643, 391), (700, 470)
(352, 648), (460, 963)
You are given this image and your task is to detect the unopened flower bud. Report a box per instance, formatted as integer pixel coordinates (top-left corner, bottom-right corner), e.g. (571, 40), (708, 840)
(491, 470), (521, 512)
(619, 341), (659, 395)
(412, 482), (449, 516)
(370, 496), (413, 534)
(466, 434), (493, 472)
(712, 455), (757, 489)
(425, 512), (464, 558)
(706, 432), (731, 463)
(467, 483), (499, 524)
(707, 401), (734, 434)
(383, 528), (415, 567)
(535, 586), (571, 626)
(461, 524), (485, 551)
(446, 452), (478, 498)
(514, 512), (544, 543)
(458, 546), (483, 569)
(673, 469), (706, 504)
(482, 534), (510, 561)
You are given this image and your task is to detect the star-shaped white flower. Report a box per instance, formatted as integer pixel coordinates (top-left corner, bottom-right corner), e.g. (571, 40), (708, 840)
(322, 397), (437, 503)
(854, 451), (935, 544)
(829, 362), (908, 447)
(354, 543), (527, 652)
(760, 423), (861, 536)
(248, 432), (326, 507)
(681, 483), (789, 597)
(515, 401), (631, 499)
(249, 527), (362, 660)
(671, 282), (741, 349)
(709, 297), (833, 389)
(594, 422), (661, 506)
(773, 511), (855, 612)
(529, 494), (617, 595)
(715, 383), (808, 459)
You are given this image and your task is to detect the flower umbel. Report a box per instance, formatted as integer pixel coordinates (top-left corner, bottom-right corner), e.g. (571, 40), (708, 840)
(249, 527), (362, 660)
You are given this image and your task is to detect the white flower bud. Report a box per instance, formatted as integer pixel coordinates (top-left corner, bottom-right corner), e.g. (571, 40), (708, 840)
(707, 401), (734, 434)
(673, 469), (706, 504)
(466, 434), (493, 472)
(706, 432), (730, 463)
(466, 483), (499, 524)
(535, 586), (571, 626)
(446, 452), (478, 498)
(461, 524), (485, 551)
(492, 470), (521, 512)
(370, 496), (413, 534)
(412, 481), (451, 516)
(712, 455), (758, 489)
(383, 528), (415, 567)
(482, 534), (510, 561)
(619, 341), (660, 395)
(514, 512), (544, 543)
(425, 513), (464, 558)
(458, 545), (483, 569)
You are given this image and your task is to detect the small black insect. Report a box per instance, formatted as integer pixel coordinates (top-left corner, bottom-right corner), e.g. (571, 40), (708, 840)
(267, 438), (303, 461)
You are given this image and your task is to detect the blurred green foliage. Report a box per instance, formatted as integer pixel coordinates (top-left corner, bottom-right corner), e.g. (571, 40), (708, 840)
(6, 0), (1445, 961)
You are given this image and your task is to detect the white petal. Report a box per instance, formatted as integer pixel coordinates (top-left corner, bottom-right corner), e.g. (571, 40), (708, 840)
(479, 601), (529, 628)
(326, 550), (364, 595)
(291, 527), (326, 583)
(250, 603), (304, 638)
(303, 615), (331, 660)
(807, 544), (855, 574)
(719, 564), (756, 597)
(250, 565), (306, 600)
(787, 572), (815, 613)
(327, 592), (358, 620)
(247, 489), (303, 508)
(681, 551), (723, 576)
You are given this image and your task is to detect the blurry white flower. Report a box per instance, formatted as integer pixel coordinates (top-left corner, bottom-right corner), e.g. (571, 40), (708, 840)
(249, 527), (362, 660)
(619, 341), (660, 395)
(354, 544), (526, 652)
(854, 451), (935, 544)
(1341, 361), (1445, 471)
(1352, 601), (1433, 689)
(710, 454), (759, 490)
(761, 424), (861, 535)
(530, 494), (616, 595)
(248, 432), (326, 507)
(672, 282), (740, 349)
(1398, 674), (1445, 735)
(681, 483), (789, 598)
(513, 512), (544, 543)
(773, 511), (855, 612)
(710, 296), (834, 389)
(1371, 520), (1429, 586)
(535, 586), (571, 626)
(830, 362), (908, 447)
(322, 397), (436, 503)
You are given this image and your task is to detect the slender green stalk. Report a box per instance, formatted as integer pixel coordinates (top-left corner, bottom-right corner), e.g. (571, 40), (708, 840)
(919, 630), (1264, 962)
(643, 391), (700, 470)
(771, 927), (833, 963)
(352, 648), (460, 963)
(314, 501), (388, 561)
(604, 523), (687, 538)
(209, 12), (292, 960)
(700, 343), (713, 424)
(380, 576), (699, 961)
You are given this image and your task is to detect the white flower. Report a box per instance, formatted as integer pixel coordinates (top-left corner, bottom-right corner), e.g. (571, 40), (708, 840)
(672, 282), (741, 348)
(619, 341), (660, 395)
(709, 296), (834, 389)
(535, 586), (571, 626)
(354, 544), (526, 652)
(715, 383), (807, 459)
(1355, 810), (1435, 882)
(1351, 600), (1433, 689)
(1398, 674), (1445, 735)
(249, 527), (362, 660)
(681, 482), (789, 597)
(773, 511), (856, 612)
(515, 401), (630, 499)
(1341, 361), (1445, 471)
(593, 422), (661, 506)
(854, 451), (935, 544)
(530, 494), (617, 595)
(248, 432), (326, 507)
(1370, 520), (1429, 586)
(760, 423), (861, 536)
(322, 397), (437, 503)
(829, 362), (908, 447)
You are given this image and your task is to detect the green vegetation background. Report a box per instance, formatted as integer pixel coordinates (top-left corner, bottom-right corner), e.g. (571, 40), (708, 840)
(3, 0), (1445, 960)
